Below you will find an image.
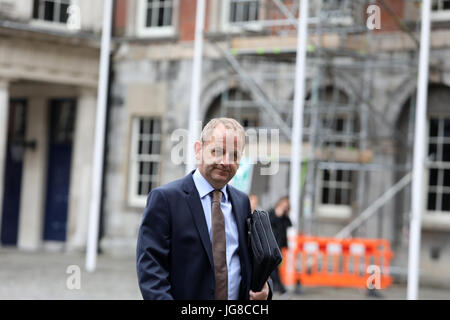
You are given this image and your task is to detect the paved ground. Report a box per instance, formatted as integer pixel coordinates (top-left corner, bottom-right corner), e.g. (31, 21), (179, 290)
(1, 248), (449, 300)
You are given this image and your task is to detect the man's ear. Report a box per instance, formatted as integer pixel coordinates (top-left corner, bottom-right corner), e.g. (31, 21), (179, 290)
(194, 141), (202, 162)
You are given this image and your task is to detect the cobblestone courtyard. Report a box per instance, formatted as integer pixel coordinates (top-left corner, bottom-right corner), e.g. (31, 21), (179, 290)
(1, 248), (449, 300)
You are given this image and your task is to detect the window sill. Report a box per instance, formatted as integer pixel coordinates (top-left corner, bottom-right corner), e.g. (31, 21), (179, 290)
(316, 205), (352, 220)
(221, 22), (265, 35)
(29, 19), (76, 33)
(422, 212), (450, 231)
(431, 11), (450, 22)
(127, 197), (147, 210)
(136, 27), (177, 39)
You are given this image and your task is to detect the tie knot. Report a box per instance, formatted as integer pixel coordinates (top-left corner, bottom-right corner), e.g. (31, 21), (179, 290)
(211, 190), (222, 203)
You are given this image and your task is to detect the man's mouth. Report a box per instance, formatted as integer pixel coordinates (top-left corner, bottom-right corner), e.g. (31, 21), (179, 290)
(214, 167), (229, 174)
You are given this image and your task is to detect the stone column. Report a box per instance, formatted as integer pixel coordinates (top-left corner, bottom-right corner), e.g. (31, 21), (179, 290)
(0, 79), (9, 239)
(18, 96), (48, 250)
(66, 87), (97, 251)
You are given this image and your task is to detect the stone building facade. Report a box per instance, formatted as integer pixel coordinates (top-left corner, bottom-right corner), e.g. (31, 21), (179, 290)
(102, 0), (450, 287)
(2, 0), (450, 287)
(0, 0), (102, 251)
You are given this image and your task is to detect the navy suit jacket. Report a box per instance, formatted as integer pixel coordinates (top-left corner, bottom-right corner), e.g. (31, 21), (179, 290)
(136, 171), (268, 300)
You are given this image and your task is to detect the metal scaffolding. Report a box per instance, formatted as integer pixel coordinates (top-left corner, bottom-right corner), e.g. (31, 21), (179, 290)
(202, 0), (419, 237)
(188, 0), (431, 298)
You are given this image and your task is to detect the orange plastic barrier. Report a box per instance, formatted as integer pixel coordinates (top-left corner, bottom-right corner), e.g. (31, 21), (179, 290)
(279, 236), (394, 289)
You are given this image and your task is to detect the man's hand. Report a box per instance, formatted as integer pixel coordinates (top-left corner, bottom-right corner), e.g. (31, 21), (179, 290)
(249, 281), (269, 300)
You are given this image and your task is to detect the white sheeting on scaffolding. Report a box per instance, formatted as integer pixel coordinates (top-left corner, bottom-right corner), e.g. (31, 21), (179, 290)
(86, 0), (113, 273)
(407, 0), (431, 300)
(186, 0), (206, 175)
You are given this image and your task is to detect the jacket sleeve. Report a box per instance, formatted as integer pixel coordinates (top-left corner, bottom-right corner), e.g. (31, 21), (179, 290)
(136, 188), (173, 300)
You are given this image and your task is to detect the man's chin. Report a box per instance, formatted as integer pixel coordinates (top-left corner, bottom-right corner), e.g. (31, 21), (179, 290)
(210, 172), (231, 185)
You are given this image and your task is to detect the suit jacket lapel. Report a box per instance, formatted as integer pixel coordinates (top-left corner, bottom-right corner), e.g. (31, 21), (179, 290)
(182, 172), (214, 268)
(227, 185), (247, 246)
(228, 185), (251, 300)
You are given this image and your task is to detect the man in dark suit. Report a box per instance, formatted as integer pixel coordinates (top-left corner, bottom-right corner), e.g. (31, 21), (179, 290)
(136, 118), (270, 300)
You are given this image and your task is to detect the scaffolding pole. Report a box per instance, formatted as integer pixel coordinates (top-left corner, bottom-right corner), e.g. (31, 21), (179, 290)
(289, 0), (309, 233)
(407, 0), (431, 301)
(186, 0), (206, 175)
(86, 0), (113, 272)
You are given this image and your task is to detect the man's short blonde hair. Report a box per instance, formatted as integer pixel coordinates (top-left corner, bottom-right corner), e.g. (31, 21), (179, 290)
(200, 118), (246, 150)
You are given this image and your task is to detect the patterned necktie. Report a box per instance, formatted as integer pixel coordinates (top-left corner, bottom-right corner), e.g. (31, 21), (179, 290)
(211, 190), (228, 300)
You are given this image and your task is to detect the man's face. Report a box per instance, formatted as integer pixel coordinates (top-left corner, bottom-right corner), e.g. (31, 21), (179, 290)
(194, 124), (243, 189)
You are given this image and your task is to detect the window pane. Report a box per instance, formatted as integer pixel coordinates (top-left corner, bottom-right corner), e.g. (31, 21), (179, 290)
(335, 188), (342, 205)
(444, 0), (450, 10)
(144, 119), (151, 134)
(139, 119), (145, 134)
(242, 2), (249, 21)
(323, 170), (330, 181)
(145, 0), (173, 28)
(429, 118), (439, 137)
(151, 162), (159, 176)
(429, 169), (438, 186)
(151, 139), (161, 155)
(322, 187), (329, 204)
(444, 119), (450, 137)
(163, 6), (172, 26)
(444, 170), (450, 187)
(344, 188), (351, 205)
(345, 171), (353, 182)
(428, 143), (437, 160)
(249, 1), (258, 20)
(342, 188), (348, 205)
(336, 118), (344, 132)
(141, 181), (150, 196)
(33, 0), (40, 19)
(60, 2), (69, 23)
(142, 141), (149, 154)
(44, 1), (55, 21)
(230, 0), (259, 23)
(138, 181), (143, 196)
(442, 193), (450, 211)
(443, 144), (450, 162)
(336, 170), (343, 181)
(146, 8), (153, 27)
(158, 5), (165, 26)
(432, 0), (439, 10)
(427, 192), (437, 211)
(230, 2), (237, 22)
(154, 118), (162, 134)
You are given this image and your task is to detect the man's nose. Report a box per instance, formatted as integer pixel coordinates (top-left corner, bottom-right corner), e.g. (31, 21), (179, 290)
(219, 153), (231, 165)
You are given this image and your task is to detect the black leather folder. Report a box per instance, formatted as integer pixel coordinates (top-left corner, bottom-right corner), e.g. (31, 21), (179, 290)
(247, 209), (283, 292)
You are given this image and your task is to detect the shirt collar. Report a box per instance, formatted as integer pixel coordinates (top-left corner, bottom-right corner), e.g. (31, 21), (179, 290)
(193, 169), (228, 202)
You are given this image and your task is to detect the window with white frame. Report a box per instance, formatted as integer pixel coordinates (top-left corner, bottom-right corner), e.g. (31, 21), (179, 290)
(322, 114), (360, 148)
(129, 117), (162, 207)
(320, 169), (353, 206)
(229, 0), (259, 23)
(137, 0), (176, 37)
(431, 0), (450, 21)
(309, 0), (353, 26)
(223, 0), (261, 31)
(32, 0), (71, 24)
(426, 117), (450, 213)
(316, 168), (354, 219)
(304, 87), (359, 148)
